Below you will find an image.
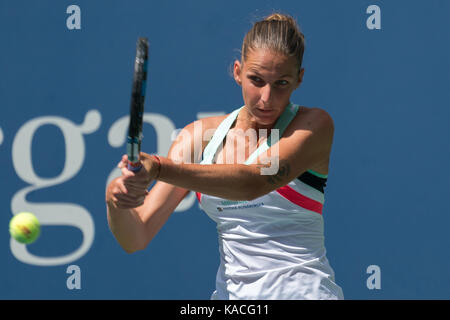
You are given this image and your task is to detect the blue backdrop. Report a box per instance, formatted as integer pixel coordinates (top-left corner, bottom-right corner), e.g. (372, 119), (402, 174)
(1, 0), (449, 299)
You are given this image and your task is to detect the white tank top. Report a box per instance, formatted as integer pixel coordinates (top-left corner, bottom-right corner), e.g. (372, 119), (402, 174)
(197, 103), (344, 300)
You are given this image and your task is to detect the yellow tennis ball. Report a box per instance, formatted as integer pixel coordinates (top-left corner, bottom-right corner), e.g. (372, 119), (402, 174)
(9, 212), (41, 244)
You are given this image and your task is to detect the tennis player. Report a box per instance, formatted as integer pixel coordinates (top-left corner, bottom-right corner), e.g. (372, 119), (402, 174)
(106, 13), (344, 300)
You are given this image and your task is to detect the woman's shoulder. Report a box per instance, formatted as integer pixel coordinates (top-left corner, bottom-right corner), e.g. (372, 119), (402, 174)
(297, 105), (333, 121)
(181, 113), (228, 137)
(294, 105), (334, 133)
(290, 106), (334, 175)
(198, 113), (229, 130)
(168, 113), (229, 164)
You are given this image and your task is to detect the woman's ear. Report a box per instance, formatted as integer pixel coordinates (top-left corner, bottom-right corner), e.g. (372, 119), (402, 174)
(295, 68), (305, 89)
(234, 60), (242, 86)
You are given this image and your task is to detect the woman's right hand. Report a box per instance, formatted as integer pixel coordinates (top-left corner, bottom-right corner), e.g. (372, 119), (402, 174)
(105, 155), (149, 209)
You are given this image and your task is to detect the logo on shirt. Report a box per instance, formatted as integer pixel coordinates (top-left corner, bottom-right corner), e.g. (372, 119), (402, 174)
(216, 201), (264, 212)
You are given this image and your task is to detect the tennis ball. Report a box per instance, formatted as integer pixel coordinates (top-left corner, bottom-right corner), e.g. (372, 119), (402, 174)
(9, 212), (40, 244)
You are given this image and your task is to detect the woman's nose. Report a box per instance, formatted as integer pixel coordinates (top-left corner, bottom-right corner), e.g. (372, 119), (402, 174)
(260, 84), (272, 104)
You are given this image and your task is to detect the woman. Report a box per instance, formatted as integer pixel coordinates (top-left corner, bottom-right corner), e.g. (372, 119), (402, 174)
(106, 13), (344, 300)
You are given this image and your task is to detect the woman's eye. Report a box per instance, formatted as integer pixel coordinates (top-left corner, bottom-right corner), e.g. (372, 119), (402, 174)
(276, 80), (289, 86)
(248, 76), (288, 87)
(250, 76), (263, 83)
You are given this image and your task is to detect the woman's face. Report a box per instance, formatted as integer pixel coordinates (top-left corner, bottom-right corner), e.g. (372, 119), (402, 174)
(234, 48), (304, 127)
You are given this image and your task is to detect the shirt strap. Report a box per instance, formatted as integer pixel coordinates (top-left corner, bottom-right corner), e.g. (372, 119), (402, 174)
(245, 103), (299, 165)
(200, 106), (243, 164)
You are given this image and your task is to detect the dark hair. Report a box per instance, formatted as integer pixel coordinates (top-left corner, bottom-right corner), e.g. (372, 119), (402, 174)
(241, 13), (305, 72)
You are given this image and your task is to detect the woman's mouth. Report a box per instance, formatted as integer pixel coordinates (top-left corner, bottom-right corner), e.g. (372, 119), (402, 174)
(256, 108), (274, 116)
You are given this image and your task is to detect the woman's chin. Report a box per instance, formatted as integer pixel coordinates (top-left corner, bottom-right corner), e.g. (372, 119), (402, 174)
(255, 111), (277, 124)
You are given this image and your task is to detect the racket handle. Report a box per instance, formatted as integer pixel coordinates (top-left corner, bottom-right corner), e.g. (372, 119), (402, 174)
(127, 136), (141, 172)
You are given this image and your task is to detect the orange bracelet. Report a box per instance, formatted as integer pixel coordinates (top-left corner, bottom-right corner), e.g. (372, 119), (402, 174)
(152, 155), (161, 179)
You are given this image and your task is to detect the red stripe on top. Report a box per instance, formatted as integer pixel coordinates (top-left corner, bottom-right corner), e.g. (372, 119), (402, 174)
(276, 185), (323, 214)
(196, 192), (202, 203)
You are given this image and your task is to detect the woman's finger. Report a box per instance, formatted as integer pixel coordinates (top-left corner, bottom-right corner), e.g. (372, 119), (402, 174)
(115, 194), (145, 209)
(121, 166), (135, 178)
(117, 154), (129, 169)
(117, 180), (128, 194)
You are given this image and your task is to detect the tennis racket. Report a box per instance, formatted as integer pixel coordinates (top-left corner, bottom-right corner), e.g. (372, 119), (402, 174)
(127, 37), (149, 172)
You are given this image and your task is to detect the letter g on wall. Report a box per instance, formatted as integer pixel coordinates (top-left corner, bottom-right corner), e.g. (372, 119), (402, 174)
(10, 110), (101, 266)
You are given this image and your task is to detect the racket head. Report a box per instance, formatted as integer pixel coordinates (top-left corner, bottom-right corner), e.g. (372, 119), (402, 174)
(127, 37), (149, 171)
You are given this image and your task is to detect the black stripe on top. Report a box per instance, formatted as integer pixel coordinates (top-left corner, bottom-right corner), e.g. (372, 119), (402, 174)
(297, 171), (327, 193)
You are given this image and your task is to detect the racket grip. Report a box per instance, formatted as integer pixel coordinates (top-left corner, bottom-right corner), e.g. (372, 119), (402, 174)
(127, 136), (141, 172)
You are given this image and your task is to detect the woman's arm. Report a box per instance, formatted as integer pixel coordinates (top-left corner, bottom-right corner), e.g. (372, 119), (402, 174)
(138, 107), (334, 201)
(106, 179), (189, 253)
(105, 118), (209, 253)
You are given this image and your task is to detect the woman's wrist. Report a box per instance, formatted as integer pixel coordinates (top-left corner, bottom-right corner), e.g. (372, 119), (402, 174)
(152, 155), (161, 180)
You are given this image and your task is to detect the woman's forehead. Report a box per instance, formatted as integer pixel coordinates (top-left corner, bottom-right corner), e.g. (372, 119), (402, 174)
(244, 48), (297, 75)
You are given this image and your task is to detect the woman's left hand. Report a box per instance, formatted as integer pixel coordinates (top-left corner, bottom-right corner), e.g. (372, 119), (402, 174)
(118, 152), (161, 194)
